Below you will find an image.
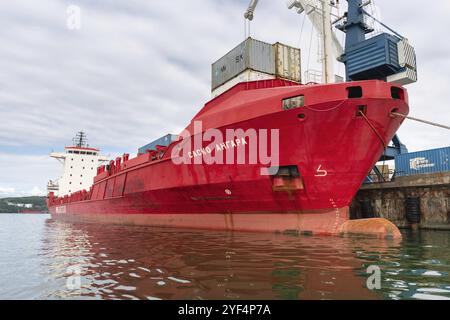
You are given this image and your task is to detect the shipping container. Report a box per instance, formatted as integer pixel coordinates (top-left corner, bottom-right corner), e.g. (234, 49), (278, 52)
(212, 38), (275, 90)
(395, 147), (450, 177)
(211, 70), (276, 98)
(273, 42), (301, 83)
(138, 134), (178, 155)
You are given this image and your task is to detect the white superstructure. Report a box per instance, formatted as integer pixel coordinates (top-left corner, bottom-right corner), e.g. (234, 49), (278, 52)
(47, 132), (108, 197)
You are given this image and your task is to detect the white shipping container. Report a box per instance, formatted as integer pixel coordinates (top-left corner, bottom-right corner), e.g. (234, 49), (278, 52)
(273, 43), (301, 83)
(211, 70), (276, 98)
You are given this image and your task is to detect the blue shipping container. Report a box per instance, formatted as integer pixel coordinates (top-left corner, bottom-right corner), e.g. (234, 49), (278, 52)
(138, 134), (178, 155)
(395, 147), (450, 177)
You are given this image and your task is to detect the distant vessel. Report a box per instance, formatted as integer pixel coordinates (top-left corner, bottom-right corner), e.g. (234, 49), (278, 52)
(47, 0), (417, 238)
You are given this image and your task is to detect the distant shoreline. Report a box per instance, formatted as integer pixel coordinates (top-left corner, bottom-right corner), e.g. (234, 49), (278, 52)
(0, 196), (47, 214)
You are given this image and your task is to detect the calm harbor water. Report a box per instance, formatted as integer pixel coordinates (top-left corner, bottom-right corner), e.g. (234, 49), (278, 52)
(1, 214), (450, 300)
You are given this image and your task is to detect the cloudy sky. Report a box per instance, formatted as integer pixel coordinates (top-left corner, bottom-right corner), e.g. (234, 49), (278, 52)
(0, 0), (449, 197)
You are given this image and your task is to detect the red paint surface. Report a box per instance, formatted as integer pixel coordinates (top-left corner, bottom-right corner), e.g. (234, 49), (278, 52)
(48, 80), (408, 235)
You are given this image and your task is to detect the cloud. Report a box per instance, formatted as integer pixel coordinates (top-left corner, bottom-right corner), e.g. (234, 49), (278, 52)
(0, 153), (59, 197)
(0, 187), (16, 195)
(0, 0), (449, 196)
(0, 186), (45, 198)
(30, 186), (46, 196)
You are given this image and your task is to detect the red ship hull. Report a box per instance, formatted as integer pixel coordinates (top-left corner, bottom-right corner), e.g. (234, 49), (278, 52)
(48, 80), (408, 238)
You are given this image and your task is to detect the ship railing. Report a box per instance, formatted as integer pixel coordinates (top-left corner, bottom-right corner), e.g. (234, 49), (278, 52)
(304, 69), (322, 84)
(47, 181), (59, 191)
(365, 169), (396, 184)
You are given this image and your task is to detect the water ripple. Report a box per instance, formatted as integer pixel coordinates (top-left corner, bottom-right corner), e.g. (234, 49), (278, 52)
(0, 214), (450, 300)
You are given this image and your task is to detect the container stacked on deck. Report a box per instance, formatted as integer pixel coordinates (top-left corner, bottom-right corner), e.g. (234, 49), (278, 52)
(211, 38), (302, 97)
(138, 134), (178, 155)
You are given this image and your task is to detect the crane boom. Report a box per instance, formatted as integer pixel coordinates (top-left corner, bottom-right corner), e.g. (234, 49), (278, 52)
(244, 0), (259, 21)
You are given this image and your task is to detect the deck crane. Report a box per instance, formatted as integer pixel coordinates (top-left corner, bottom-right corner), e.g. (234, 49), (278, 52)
(244, 0), (419, 179)
(244, 0), (417, 86)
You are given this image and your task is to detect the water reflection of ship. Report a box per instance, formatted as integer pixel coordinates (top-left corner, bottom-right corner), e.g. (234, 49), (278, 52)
(42, 219), (406, 300)
(19, 209), (48, 214)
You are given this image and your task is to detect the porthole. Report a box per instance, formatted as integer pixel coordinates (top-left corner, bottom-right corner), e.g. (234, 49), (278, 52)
(356, 105), (367, 117)
(298, 113), (306, 121)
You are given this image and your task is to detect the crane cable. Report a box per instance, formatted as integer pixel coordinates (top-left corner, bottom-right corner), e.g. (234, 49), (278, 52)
(391, 113), (450, 131)
(306, 21), (314, 73)
(298, 12), (307, 47)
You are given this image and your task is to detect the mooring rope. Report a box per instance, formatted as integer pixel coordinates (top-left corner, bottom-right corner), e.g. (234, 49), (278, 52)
(391, 112), (450, 131)
(359, 111), (387, 149)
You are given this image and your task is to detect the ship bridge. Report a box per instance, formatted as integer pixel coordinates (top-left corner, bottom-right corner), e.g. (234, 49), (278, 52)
(48, 132), (109, 197)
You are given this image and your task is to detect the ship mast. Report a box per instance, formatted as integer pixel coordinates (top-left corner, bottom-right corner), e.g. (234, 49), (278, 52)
(288, 0), (341, 84)
(72, 131), (87, 148)
(321, 1), (334, 83)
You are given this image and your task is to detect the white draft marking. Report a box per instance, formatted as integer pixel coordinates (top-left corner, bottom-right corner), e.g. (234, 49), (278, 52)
(315, 165), (328, 177)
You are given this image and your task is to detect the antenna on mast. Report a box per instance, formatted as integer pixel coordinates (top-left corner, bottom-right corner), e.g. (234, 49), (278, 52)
(72, 131), (88, 148)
